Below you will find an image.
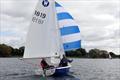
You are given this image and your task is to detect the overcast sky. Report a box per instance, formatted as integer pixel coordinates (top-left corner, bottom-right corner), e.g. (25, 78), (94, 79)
(0, 0), (120, 54)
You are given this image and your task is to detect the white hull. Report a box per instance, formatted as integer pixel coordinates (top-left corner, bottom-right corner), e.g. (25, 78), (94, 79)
(35, 68), (55, 76)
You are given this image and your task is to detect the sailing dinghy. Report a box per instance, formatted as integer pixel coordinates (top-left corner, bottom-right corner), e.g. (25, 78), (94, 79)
(23, 0), (81, 76)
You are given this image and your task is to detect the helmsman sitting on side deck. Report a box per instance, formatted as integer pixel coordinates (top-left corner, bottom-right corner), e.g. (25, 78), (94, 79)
(59, 55), (73, 67)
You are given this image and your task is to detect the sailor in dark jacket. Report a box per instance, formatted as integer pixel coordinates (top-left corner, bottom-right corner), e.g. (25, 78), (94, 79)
(59, 55), (73, 67)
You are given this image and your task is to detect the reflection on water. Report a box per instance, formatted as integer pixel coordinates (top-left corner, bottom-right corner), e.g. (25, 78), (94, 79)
(0, 58), (120, 80)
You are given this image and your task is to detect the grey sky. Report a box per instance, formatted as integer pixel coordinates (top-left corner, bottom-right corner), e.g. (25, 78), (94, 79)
(0, 0), (120, 54)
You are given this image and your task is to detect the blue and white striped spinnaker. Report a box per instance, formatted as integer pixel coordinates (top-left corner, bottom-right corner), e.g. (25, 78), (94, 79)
(55, 2), (81, 51)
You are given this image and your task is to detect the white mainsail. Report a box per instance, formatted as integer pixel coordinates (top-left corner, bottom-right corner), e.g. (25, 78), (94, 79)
(24, 0), (63, 58)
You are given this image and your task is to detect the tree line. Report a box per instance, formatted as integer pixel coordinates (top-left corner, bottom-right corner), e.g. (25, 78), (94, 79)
(0, 44), (24, 57)
(66, 48), (120, 58)
(0, 44), (120, 58)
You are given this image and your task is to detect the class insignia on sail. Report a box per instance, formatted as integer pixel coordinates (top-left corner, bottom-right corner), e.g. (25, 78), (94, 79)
(42, 0), (49, 7)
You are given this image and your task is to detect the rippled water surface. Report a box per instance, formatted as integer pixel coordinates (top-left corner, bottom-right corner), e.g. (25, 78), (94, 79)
(0, 58), (120, 80)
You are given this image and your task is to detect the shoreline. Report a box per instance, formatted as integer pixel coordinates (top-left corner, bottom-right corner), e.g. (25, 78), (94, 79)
(0, 57), (119, 59)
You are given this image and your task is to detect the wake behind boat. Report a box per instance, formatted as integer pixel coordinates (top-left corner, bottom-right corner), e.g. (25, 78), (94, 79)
(22, 0), (81, 77)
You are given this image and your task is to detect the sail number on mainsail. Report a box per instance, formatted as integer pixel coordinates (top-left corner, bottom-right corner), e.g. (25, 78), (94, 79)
(32, 10), (46, 24)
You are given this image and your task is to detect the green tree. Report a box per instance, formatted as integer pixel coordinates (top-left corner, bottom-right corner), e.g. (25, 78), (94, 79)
(99, 50), (109, 58)
(89, 49), (100, 58)
(18, 46), (25, 56)
(0, 44), (12, 57)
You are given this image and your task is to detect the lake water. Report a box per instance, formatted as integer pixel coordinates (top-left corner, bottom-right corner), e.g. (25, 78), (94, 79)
(0, 58), (120, 80)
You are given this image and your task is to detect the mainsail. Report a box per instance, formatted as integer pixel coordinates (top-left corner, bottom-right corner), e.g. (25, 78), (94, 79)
(24, 0), (62, 58)
(55, 2), (81, 51)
